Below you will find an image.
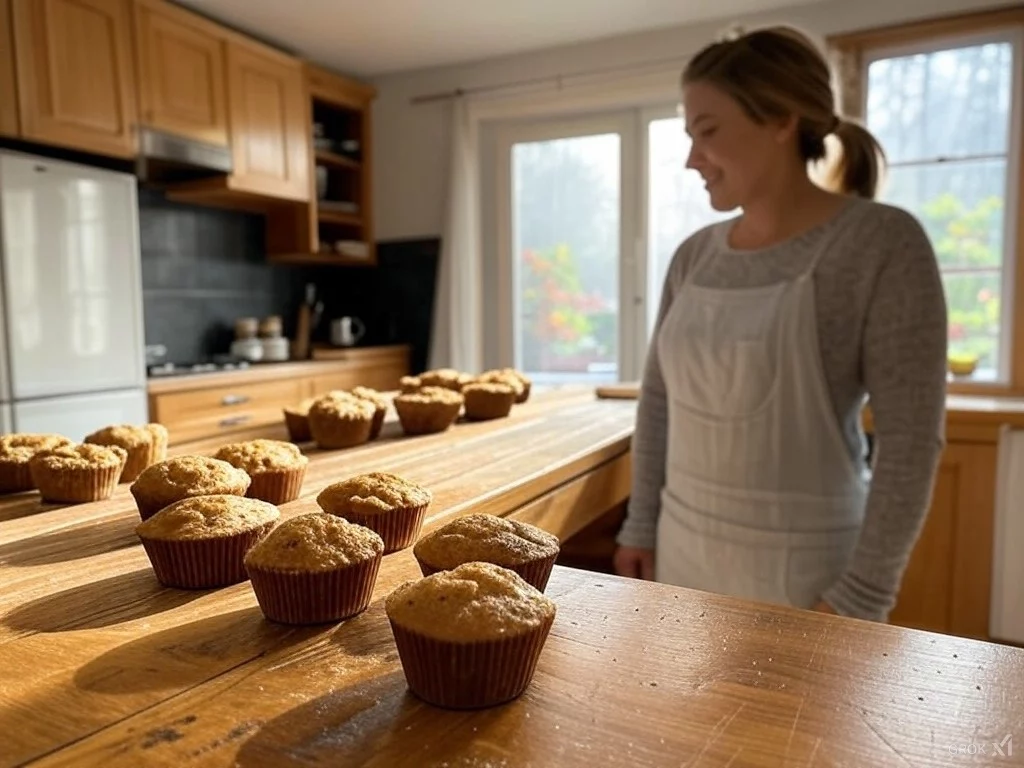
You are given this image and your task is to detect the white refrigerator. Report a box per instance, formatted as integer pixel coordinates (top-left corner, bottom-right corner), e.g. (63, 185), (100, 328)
(0, 151), (148, 440)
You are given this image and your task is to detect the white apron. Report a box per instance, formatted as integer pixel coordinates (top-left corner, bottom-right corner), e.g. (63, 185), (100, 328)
(654, 238), (869, 609)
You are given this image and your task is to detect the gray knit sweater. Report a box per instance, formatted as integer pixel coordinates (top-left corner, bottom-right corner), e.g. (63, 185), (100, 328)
(617, 196), (949, 621)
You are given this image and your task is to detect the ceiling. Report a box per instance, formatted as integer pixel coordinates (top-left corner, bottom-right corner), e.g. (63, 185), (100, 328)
(177, 0), (827, 78)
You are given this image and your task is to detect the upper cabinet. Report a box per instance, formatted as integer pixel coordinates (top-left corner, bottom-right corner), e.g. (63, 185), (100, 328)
(11, 0), (138, 158)
(0, 0), (18, 137)
(225, 39), (309, 201)
(132, 0), (228, 147)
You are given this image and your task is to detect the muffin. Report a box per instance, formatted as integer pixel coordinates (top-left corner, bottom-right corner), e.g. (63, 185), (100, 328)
(413, 513), (561, 591)
(0, 433), (73, 493)
(351, 386), (389, 440)
(29, 443), (127, 503)
(307, 393), (376, 449)
(245, 512), (384, 624)
(130, 455), (251, 521)
(135, 495), (279, 589)
(394, 387), (464, 435)
(385, 562), (557, 709)
(399, 375), (422, 394)
(84, 423), (168, 482)
(478, 369), (531, 403)
(420, 368), (474, 392)
(316, 471), (432, 553)
(213, 439), (309, 505)
(462, 382), (516, 421)
(283, 397), (317, 443)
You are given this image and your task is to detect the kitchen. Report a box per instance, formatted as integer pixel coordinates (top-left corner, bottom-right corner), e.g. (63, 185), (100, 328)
(2, 0), (1024, 766)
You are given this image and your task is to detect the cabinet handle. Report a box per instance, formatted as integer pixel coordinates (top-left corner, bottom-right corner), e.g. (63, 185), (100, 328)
(222, 394), (250, 406)
(219, 415), (251, 428)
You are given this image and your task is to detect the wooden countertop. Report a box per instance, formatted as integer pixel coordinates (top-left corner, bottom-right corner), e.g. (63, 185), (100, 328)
(3, 388), (1023, 766)
(146, 345), (410, 395)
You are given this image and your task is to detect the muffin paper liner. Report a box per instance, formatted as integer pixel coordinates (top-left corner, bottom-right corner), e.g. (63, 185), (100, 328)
(32, 462), (123, 503)
(415, 552), (557, 593)
(389, 614), (554, 709)
(343, 503), (428, 553)
(247, 466), (306, 505)
(395, 401), (461, 435)
(310, 414), (373, 449)
(0, 462), (34, 494)
(247, 555), (382, 624)
(368, 407), (386, 440)
(139, 522), (274, 589)
(283, 411), (312, 443)
(463, 392), (515, 421)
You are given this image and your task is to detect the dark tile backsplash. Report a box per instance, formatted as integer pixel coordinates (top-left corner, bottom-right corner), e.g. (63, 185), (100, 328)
(138, 186), (441, 372)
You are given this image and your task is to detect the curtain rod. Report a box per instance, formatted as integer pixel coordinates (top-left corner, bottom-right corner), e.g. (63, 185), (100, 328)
(408, 50), (697, 105)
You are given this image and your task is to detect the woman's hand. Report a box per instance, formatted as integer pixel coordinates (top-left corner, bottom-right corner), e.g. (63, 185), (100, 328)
(812, 599), (837, 614)
(613, 546), (655, 580)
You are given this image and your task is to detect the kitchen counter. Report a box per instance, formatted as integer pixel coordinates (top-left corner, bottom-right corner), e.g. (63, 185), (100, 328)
(2, 387), (1023, 766)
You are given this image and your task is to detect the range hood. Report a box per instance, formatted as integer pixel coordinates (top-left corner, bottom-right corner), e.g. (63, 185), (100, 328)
(134, 127), (233, 184)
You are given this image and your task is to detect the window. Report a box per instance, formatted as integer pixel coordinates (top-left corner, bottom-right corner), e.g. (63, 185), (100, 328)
(830, 9), (1024, 392)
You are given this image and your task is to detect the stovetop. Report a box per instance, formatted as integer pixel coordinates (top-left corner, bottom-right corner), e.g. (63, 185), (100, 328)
(147, 358), (251, 378)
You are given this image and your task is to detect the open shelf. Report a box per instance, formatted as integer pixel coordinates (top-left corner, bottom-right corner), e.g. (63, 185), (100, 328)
(268, 251), (375, 267)
(315, 149), (361, 171)
(318, 209), (362, 226)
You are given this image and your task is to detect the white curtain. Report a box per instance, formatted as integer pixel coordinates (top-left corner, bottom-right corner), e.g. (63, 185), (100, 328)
(427, 96), (483, 373)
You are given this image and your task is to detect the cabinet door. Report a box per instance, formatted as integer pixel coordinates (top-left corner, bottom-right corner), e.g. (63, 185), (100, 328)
(226, 40), (309, 201)
(133, 0), (227, 146)
(12, 0), (137, 158)
(0, 0), (17, 137)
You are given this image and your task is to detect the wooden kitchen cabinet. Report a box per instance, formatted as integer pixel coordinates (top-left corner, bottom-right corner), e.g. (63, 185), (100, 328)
(132, 0), (228, 147)
(11, 0), (138, 158)
(0, 0), (18, 137)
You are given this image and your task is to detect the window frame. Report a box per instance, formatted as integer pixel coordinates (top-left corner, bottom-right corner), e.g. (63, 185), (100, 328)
(829, 8), (1024, 396)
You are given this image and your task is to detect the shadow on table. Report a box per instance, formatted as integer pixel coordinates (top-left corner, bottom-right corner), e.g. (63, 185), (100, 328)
(329, 599), (398, 662)
(233, 669), (530, 768)
(3, 567), (207, 633)
(0, 516), (139, 566)
(73, 606), (322, 694)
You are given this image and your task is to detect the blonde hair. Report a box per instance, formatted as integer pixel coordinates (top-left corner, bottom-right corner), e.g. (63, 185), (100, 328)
(682, 25), (886, 199)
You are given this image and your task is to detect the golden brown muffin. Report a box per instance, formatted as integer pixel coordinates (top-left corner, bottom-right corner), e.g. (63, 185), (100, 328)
(399, 375), (422, 394)
(84, 423), (168, 482)
(244, 512), (385, 624)
(478, 368), (531, 403)
(385, 562), (557, 709)
(283, 397), (318, 443)
(316, 471), (432, 553)
(213, 439), (309, 505)
(393, 386), (464, 435)
(135, 494), (279, 589)
(419, 368), (474, 392)
(307, 393), (376, 449)
(413, 513), (561, 591)
(351, 386), (389, 440)
(129, 455), (251, 521)
(28, 443), (127, 503)
(0, 433), (74, 494)
(461, 382), (516, 421)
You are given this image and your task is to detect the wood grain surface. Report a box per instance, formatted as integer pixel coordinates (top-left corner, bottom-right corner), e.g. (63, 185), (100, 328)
(2, 387), (1023, 767)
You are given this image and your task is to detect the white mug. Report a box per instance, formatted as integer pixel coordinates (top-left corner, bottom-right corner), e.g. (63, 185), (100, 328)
(331, 316), (365, 347)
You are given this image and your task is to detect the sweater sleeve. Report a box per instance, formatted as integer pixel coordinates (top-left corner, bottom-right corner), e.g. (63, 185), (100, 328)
(820, 210), (948, 621)
(615, 246), (686, 550)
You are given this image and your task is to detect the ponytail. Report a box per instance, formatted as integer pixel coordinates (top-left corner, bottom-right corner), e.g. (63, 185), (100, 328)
(827, 118), (887, 199)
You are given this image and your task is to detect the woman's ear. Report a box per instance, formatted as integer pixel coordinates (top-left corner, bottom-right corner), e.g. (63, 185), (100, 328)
(773, 112), (800, 146)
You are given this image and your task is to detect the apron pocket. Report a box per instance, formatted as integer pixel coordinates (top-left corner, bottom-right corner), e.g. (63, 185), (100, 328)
(784, 530), (859, 609)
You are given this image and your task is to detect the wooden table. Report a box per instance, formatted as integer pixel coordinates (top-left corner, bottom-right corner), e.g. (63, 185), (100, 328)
(2, 388), (1023, 767)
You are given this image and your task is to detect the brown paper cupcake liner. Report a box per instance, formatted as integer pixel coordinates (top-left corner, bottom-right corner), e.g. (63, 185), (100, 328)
(389, 614), (554, 709)
(310, 414), (373, 449)
(415, 552), (557, 593)
(283, 410), (312, 443)
(247, 465), (306, 505)
(247, 554), (382, 624)
(516, 382), (531, 404)
(368, 407), (386, 440)
(32, 463), (123, 503)
(139, 522), (274, 589)
(121, 446), (153, 484)
(395, 402), (461, 435)
(343, 503), (428, 554)
(0, 461), (34, 494)
(463, 393), (515, 421)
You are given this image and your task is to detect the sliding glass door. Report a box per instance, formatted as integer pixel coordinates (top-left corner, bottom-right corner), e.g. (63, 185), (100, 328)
(496, 107), (730, 383)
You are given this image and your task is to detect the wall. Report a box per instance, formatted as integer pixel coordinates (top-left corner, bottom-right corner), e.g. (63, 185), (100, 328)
(371, 0), (1015, 241)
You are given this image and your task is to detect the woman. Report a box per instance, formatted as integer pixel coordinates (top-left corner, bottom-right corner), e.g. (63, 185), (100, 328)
(613, 25), (948, 622)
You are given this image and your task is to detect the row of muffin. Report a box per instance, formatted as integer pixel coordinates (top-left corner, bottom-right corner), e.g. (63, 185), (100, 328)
(131, 459), (559, 709)
(281, 367), (532, 448)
